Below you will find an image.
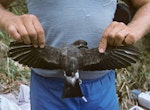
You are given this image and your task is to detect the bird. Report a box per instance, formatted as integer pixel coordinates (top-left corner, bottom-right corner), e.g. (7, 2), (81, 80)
(7, 40), (140, 99)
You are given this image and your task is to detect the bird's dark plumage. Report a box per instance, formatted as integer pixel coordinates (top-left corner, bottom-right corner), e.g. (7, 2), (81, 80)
(8, 40), (140, 99)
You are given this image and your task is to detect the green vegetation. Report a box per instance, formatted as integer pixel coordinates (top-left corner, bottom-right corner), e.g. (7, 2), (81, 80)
(116, 50), (150, 109)
(0, 0), (30, 93)
(0, 0), (149, 109)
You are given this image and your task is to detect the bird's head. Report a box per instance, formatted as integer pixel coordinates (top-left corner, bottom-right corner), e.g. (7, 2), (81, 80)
(72, 40), (88, 49)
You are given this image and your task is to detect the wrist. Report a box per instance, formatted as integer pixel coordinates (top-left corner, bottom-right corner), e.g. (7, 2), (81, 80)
(127, 21), (147, 40)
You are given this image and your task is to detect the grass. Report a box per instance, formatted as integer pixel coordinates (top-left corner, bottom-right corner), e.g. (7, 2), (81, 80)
(0, 0), (30, 93)
(0, 0), (150, 109)
(116, 50), (150, 109)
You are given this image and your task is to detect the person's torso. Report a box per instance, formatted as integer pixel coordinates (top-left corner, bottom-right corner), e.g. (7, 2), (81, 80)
(26, 0), (117, 79)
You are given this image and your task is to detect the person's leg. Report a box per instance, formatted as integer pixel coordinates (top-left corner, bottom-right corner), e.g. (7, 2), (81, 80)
(30, 70), (79, 110)
(30, 70), (119, 110)
(79, 70), (119, 110)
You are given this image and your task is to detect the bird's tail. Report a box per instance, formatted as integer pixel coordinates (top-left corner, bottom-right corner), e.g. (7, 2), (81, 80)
(62, 79), (83, 99)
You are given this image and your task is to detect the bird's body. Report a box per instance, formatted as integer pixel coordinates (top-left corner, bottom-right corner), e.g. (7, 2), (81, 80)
(8, 40), (140, 99)
(59, 44), (84, 98)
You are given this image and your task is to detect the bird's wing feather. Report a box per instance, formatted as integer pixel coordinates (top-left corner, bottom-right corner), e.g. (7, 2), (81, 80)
(8, 42), (62, 70)
(80, 46), (140, 71)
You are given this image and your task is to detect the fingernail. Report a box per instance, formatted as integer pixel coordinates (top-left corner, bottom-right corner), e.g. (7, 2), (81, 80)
(99, 48), (104, 53)
(34, 45), (38, 48)
(40, 44), (45, 48)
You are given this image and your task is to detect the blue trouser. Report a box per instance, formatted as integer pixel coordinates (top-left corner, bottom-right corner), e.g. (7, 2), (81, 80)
(30, 70), (119, 110)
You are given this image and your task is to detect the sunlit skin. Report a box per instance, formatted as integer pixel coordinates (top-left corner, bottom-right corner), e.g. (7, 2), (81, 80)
(0, 0), (150, 50)
(99, 0), (150, 52)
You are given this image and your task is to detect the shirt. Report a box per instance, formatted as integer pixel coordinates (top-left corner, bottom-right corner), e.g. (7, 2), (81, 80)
(26, 0), (117, 79)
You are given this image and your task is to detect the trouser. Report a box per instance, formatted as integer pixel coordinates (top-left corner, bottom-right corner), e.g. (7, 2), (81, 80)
(30, 70), (119, 110)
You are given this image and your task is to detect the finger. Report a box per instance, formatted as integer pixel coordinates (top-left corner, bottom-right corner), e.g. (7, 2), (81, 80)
(16, 25), (31, 44)
(7, 25), (22, 42)
(123, 33), (136, 45)
(32, 16), (45, 48)
(23, 19), (38, 47)
(107, 27), (119, 46)
(114, 28), (129, 46)
(99, 22), (118, 52)
(107, 22), (126, 46)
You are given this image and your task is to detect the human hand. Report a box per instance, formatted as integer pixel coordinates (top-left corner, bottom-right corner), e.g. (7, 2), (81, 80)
(99, 21), (141, 53)
(3, 14), (45, 48)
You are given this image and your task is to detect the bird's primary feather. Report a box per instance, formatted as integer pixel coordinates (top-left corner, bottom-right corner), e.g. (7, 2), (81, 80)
(80, 45), (140, 71)
(8, 42), (61, 70)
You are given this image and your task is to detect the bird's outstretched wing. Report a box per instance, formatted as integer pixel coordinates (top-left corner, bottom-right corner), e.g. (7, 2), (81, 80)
(8, 42), (62, 70)
(80, 46), (140, 71)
